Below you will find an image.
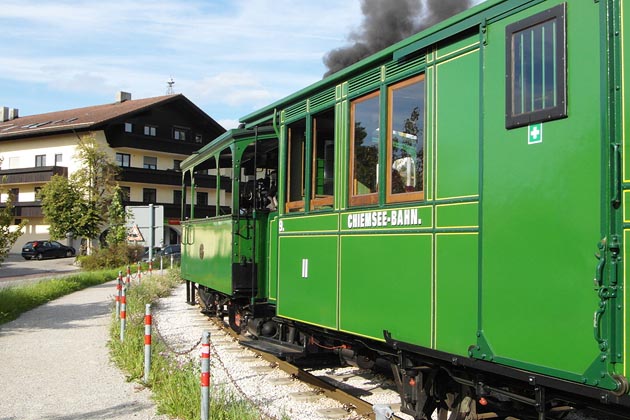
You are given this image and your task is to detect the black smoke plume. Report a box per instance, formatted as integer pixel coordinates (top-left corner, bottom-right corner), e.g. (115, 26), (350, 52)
(323, 0), (473, 77)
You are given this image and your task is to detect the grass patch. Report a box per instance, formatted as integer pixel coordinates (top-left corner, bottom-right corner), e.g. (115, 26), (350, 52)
(0, 268), (119, 325)
(109, 270), (262, 420)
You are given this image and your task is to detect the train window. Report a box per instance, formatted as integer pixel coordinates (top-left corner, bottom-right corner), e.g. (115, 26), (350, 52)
(387, 75), (425, 203)
(286, 119), (307, 212)
(311, 109), (335, 210)
(349, 91), (380, 206)
(218, 148), (232, 215)
(505, 3), (566, 128)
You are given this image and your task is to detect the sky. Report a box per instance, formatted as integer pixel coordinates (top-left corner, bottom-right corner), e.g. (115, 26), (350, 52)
(0, 0), (482, 130)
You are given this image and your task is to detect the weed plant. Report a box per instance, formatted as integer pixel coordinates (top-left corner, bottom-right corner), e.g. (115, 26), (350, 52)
(0, 269), (118, 325)
(108, 270), (261, 420)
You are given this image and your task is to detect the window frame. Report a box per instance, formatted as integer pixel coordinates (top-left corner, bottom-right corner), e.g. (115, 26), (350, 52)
(54, 153), (62, 165)
(285, 120), (307, 213)
(505, 3), (567, 129)
(35, 154), (46, 167)
(116, 153), (131, 168)
(386, 74), (426, 204)
(143, 188), (157, 203)
(310, 110), (335, 210)
(173, 126), (188, 141)
(144, 125), (157, 136)
(124, 122), (133, 133)
(349, 90), (381, 207)
(143, 156), (157, 170)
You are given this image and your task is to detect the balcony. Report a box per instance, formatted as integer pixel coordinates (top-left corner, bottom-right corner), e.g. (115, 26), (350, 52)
(0, 166), (68, 185)
(119, 167), (231, 190)
(0, 201), (44, 218)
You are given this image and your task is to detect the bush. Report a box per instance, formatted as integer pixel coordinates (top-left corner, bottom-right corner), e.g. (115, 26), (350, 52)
(79, 243), (144, 270)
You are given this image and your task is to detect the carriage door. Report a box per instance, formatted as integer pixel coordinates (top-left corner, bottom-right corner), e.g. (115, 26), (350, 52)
(477, 2), (612, 385)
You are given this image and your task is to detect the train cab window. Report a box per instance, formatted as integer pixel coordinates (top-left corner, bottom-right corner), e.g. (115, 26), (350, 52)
(349, 91), (380, 206)
(218, 148), (233, 215)
(286, 119), (307, 212)
(387, 75), (425, 203)
(311, 109), (335, 210)
(505, 3), (566, 128)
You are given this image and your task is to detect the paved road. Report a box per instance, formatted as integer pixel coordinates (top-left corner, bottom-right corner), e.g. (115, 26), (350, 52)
(0, 253), (80, 288)
(0, 280), (167, 420)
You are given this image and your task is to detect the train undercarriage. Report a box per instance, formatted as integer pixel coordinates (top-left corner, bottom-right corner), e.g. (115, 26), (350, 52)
(190, 283), (629, 420)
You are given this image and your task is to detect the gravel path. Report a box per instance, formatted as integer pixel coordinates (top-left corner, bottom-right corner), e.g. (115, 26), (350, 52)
(0, 280), (166, 420)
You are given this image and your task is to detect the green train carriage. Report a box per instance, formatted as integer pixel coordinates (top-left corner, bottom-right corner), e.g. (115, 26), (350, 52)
(180, 0), (630, 417)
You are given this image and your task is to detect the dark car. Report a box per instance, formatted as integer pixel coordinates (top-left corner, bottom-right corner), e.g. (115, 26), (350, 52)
(160, 244), (181, 262)
(21, 240), (76, 260)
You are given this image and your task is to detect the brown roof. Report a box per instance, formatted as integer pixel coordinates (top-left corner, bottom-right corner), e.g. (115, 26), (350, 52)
(0, 94), (195, 140)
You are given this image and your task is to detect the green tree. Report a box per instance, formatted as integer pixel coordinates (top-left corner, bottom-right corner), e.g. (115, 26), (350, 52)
(40, 134), (121, 252)
(0, 158), (28, 264)
(106, 186), (129, 246)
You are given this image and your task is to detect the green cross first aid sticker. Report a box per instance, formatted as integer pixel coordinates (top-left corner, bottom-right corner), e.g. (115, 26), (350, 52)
(528, 123), (542, 144)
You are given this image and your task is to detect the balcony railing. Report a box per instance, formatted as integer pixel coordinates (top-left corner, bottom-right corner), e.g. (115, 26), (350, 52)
(0, 166), (67, 185)
(119, 167), (231, 190)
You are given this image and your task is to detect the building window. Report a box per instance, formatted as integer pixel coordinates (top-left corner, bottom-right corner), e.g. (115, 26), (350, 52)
(144, 125), (157, 136)
(195, 134), (203, 143)
(173, 127), (188, 141)
(120, 186), (131, 201)
(35, 155), (46, 167)
(387, 74), (425, 203)
(173, 160), (182, 171)
(143, 156), (157, 170)
(173, 190), (182, 205)
(116, 153), (131, 167)
(197, 191), (208, 206)
(506, 3), (566, 128)
(124, 122), (133, 133)
(143, 188), (156, 203)
(54, 154), (62, 165)
(349, 91), (380, 206)
(35, 187), (42, 201)
(9, 188), (19, 202)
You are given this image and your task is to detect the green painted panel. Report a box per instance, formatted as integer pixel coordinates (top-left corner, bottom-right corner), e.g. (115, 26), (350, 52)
(436, 35), (479, 60)
(435, 234), (478, 356)
(277, 235), (338, 329)
(436, 202), (478, 229)
(479, 1), (603, 379)
(181, 218), (233, 295)
(267, 217), (279, 301)
(625, 230), (630, 379)
(624, 0), (630, 183)
(340, 206), (431, 232)
(340, 234), (432, 345)
(279, 213), (339, 234)
(435, 49), (480, 200)
(624, 191), (630, 223)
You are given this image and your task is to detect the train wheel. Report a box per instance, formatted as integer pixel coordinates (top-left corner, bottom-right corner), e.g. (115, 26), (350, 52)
(228, 303), (242, 334)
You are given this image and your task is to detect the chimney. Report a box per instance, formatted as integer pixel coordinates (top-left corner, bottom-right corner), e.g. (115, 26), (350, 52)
(0, 107), (18, 122)
(116, 91), (132, 102)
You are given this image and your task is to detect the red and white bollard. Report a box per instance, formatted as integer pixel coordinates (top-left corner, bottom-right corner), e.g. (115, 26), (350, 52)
(115, 271), (122, 319)
(120, 286), (127, 342)
(200, 331), (211, 420)
(126, 265), (131, 287)
(137, 262), (142, 282)
(149, 260), (153, 276)
(144, 304), (152, 383)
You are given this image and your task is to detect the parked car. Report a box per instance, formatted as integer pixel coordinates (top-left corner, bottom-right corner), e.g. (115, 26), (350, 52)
(159, 244), (181, 261)
(140, 247), (161, 263)
(21, 240), (76, 260)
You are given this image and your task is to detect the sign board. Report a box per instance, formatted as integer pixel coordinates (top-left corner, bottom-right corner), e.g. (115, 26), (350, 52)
(528, 123), (543, 144)
(126, 205), (164, 247)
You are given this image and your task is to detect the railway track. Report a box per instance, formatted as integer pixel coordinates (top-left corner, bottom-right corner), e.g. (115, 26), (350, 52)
(211, 317), (407, 420)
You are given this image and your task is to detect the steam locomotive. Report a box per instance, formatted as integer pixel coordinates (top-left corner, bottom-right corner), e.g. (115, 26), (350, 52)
(179, 0), (630, 418)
